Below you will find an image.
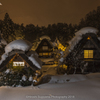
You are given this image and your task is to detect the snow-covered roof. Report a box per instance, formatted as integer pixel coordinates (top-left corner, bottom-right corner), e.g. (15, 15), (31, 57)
(28, 52), (42, 69)
(69, 27), (99, 50)
(5, 39), (32, 54)
(0, 50), (42, 70)
(75, 27), (98, 36)
(59, 27), (99, 64)
(40, 35), (51, 41)
(33, 36), (53, 51)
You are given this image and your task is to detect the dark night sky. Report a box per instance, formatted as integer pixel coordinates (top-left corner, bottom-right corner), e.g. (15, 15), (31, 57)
(0, 0), (100, 26)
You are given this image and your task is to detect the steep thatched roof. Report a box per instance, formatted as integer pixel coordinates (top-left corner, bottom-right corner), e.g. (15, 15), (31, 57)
(0, 50), (42, 72)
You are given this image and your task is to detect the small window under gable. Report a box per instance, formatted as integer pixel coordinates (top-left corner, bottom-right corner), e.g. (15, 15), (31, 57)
(42, 46), (48, 50)
(13, 62), (25, 66)
(84, 50), (93, 58)
(87, 36), (91, 40)
(43, 53), (48, 56)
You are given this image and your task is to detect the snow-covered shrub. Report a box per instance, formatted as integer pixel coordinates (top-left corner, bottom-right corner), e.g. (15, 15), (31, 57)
(22, 75), (27, 81)
(29, 75), (33, 81)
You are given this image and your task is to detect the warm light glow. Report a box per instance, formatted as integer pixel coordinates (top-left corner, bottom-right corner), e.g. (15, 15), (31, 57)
(39, 52), (51, 56)
(63, 64), (68, 69)
(13, 62), (24, 66)
(45, 62), (54, 64)
(60, 64), (67, 69)
(87, 36), (91, 40)
(58, 43), (66, 51)
(43, 53), (48, 56)
(84, 50), (93, 58)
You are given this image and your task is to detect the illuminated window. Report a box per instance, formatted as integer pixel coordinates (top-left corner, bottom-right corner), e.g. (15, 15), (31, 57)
(42, 46), (48, 50)
(45, 62), (54, 64)
(43, 53), (48, 56)
(84, 50), (93, 58)
(13, 62), (25, 66)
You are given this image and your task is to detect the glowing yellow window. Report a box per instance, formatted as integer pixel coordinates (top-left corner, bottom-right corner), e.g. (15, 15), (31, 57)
(45, 53), (48, 55)
(84, 50), (93, 58)
(43, 53), (48, 56)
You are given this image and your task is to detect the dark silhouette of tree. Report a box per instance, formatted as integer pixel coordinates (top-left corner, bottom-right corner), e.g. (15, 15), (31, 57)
(1, 6), (100, 46)
(78, 6), (100, 37)
(1, 13), (15, 43)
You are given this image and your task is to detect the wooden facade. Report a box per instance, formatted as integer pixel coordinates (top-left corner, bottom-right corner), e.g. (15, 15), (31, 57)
(0, 50), (40, 72)
(65, 33), (100, 74)
(35, 38), (54, 65)
(36, 39), (53, 58)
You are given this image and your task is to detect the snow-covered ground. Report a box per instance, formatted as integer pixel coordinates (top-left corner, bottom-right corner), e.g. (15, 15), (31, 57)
(0, 73), (100, 100)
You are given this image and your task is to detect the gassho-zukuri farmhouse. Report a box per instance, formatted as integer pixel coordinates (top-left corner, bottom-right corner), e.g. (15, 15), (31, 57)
(0, 27), (100, 86)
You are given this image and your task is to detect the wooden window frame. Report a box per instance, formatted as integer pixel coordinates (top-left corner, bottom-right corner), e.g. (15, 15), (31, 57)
(84, 50), (93, 58)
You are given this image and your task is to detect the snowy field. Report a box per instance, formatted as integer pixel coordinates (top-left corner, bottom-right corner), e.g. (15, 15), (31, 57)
(0, 73), (100, 100)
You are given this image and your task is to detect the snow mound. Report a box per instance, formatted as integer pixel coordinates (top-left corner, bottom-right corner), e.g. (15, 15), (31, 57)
(40, 35), (51, 41)
(22, 75), (27, 81)
(29, 76), (33, 81)
(69, 27), (98, 50)
(49, 74), (87, 83)
(86, 73), (100, 79)
(5, 39), (32, 53)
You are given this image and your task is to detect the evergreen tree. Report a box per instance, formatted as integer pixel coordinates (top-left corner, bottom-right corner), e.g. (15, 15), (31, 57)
(2, 13), (15, 43)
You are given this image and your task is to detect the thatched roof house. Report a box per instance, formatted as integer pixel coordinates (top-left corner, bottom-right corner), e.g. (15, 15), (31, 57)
(64, 27), (100, 74)
(0, 39), (42, 72)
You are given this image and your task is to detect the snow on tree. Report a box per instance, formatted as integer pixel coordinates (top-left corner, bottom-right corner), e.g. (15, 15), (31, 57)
(22, 75), (27, 81)
(5, 69), (10, 74)
(29, 75), (33, 81)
